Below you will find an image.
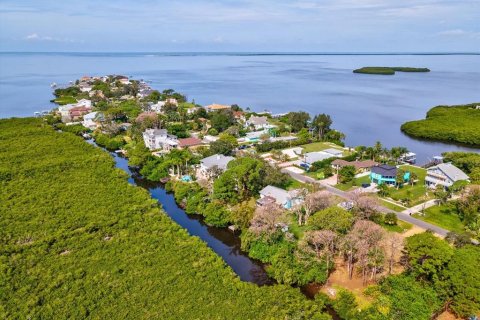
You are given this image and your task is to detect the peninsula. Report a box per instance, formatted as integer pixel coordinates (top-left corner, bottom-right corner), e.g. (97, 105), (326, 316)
(401, 103), (480, 146)
(353, 67), (430, 75)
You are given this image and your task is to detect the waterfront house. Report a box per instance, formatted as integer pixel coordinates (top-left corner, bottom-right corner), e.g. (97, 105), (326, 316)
(200, 154), (234, 175)
(205, 103), (231, 112)
(246, 116), (269, 130)
(76, 99), (92, 108)
(425, 163), (469, 188)
(81, 111), (103, 130)
(331, 159), (378, 173)
(69, 106), (92, 121)
(142, 129), (178, 151)
(302, 149), (343, 168)
(178, 137), (204, 149)
(370, 164), (410, 185)
(258, 185), (303, 209)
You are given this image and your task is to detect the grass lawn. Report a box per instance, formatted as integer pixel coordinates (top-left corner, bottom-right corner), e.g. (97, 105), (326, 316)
(383, 165), (433, 206)
(285, 178), (305, 190)
(412, 203), (464, 233)
(54, 96), (77, 105)
(335, 175), (371, 191)
(300, 141), (344, 153)
(379, 199), (406, 212)
(380, 220), (413, 233)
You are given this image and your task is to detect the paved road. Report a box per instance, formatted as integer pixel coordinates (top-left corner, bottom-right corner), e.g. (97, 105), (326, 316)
(282, 168), (450, 237)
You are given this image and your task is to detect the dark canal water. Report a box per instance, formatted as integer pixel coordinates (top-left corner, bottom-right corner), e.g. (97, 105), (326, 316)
(105, 145), (274, 285)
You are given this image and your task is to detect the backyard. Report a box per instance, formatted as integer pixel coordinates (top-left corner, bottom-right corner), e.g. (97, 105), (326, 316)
(335, 174), (371, 191)
(300, 141), (345, 153)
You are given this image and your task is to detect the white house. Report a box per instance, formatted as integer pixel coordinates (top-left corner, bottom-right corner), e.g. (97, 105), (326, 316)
(81, 112), (100, 130)
(150, 101), (166, 113)
(246, 116), (269, 130)
(425, 163), (469, 188)
(281, 147), (303, 159)
(200, 154), (234, 175)
(79, 84), (93, 92)
(142, 129), (178, 151)
(76, 99), (92, 108)
(58, 104), (76, 119)
(302, 148), (343, 167)
(258, 185), (304, 209)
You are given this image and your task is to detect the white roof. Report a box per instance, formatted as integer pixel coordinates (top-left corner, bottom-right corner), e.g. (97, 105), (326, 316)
(83, 112), (97, 120)
(429, 163), (469, 182)
(281, 147), (303, 159)
(304, 151), (336, 164)
(322, 148), (344, 156)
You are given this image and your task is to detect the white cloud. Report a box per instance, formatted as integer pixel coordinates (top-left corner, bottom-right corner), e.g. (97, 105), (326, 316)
(24, 33), (81, 43)
(437, 29), (480, 38)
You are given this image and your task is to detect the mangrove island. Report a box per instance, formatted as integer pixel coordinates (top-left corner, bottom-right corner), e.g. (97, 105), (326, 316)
(353, 67), (431, 75)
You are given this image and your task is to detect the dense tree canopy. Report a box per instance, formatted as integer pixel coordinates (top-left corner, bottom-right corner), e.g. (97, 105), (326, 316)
(0, 118), (329, 319)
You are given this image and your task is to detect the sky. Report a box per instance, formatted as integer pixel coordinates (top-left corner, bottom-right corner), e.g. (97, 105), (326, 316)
(0, 0), (479, 52)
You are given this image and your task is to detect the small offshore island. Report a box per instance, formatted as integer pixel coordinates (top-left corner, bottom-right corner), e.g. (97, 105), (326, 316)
(2, 74), (480, 319)
(353, 67), (431, 75)
(401, 103), (480, 146)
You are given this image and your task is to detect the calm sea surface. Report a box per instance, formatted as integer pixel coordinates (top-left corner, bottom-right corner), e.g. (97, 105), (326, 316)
(1, 52), (479, 162)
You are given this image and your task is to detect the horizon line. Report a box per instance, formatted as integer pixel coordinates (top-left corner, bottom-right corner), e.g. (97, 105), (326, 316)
(0, 51), (479, 55)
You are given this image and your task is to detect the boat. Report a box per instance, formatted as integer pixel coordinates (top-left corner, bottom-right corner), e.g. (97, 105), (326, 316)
(400, 152), (416, 164)
(50, 82), (57, 88)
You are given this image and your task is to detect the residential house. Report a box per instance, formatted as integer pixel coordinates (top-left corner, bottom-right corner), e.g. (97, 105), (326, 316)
(81, 112), (103, 130)
(258, 185), (304, 209)
(76, 99), (92, 108)
(118, 78), (131, 85)
(370, 164), (410, 185)
(69, 106), (92, 121)
(425, 163), (469, 188)
(246, 116), (269, 130)
(202, 135), (219, 144)
(89, 90), (105, 99)
(58, 104), (76, 119)
(281, 147), (303, 159)
(137, 88), (155, 99)
(142, 129), (178, 151)
(200, 154), (234, 175)
(233, 111), (246, 122)
(178, 137), (204, 149)
(79, 83), (93, 92)
(331, 159), (378, 173)
(186, 107), (201, 115)
(205, 103), (231, 112)
(165, 98), (178, 106)
(150, 101), (166, 113)
(302, 149), (343, 167)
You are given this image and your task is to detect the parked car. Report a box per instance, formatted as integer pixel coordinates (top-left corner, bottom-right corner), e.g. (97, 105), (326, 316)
(361, 183), (371, 188)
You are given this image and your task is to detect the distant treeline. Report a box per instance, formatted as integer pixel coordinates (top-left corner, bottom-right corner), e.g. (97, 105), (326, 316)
(353, 67), (430, 75)
(401, 103), (480, 146)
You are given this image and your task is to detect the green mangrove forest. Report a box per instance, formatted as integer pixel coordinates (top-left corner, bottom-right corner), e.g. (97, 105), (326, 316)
(0, 118), (331, 319)
(401, 103), (480, 146)
(353, 67), (430, 75)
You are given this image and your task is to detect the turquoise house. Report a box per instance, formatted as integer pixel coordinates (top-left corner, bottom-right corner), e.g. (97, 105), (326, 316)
(370, 165), (410, 185)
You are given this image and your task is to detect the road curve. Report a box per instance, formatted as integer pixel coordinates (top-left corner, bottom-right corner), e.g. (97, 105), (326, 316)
(281, 169), (449, 237)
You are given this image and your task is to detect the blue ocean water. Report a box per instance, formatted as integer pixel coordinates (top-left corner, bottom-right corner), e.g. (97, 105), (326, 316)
(0, 52), (479, 162)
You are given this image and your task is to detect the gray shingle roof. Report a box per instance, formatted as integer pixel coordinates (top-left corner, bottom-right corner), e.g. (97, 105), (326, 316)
(371, 164), (397, 177)
(429, 163), (469, 182)
(201, 154), (234, 171)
